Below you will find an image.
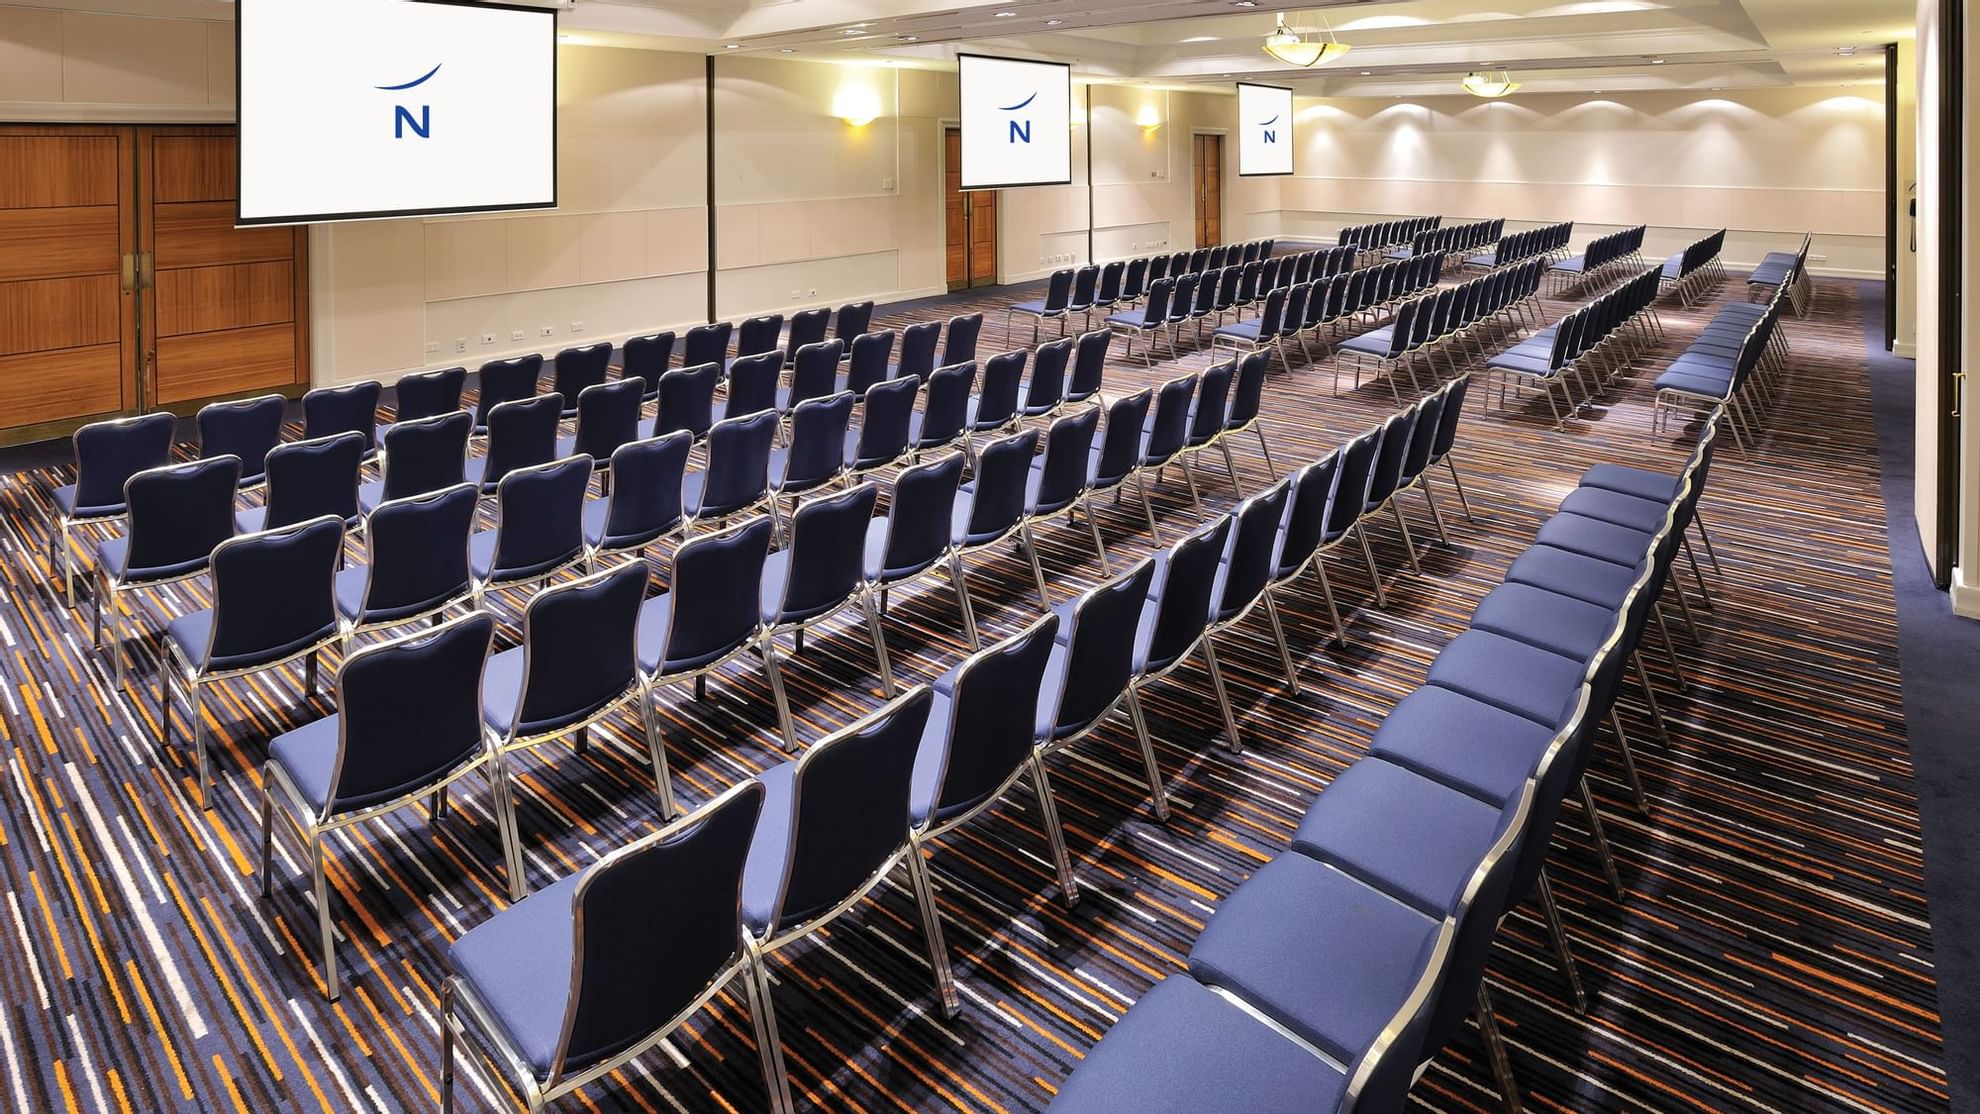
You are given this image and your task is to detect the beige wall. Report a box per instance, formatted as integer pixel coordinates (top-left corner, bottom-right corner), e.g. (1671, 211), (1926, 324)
(1895, 37), (1919, 358)
(1955, 0), (1980, 617)
(1275, 88), (1887, 279)
(1915, 0), (1943, 577)
(0, 5), (232, 121)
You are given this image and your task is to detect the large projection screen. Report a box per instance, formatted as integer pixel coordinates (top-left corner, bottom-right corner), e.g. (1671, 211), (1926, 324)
(238, 0), (557, 226)
(1236, 83), (1295, 176)
(958, 53), (1073, 190)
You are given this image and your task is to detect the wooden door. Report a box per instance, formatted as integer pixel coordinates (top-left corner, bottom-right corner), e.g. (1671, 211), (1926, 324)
(944, 127), (999, 290)
(1193, 134), (1223, 248)
(0, 127), (137, 443)
(139, 127), (308, 407)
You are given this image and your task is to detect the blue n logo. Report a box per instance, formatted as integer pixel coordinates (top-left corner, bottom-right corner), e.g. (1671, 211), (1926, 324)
(999, 91), (1038, 145)
(1260, 114), (1280, 145)
(376, 63), (442, 141)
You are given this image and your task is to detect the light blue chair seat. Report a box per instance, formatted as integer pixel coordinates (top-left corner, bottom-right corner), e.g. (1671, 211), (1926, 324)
(1532, 513), (1656, 568)
(446, 871), (584, 1077)
(1288, 757), (1506, 917)
(1468, 583), (1620, 662)
(1426, 630), (1586, 725)
(1579, 464), (1682, 504)
(1504, 545), (1642, 610)
(1369, 686), (1560, 807)
(1556, 487), (1670, 534)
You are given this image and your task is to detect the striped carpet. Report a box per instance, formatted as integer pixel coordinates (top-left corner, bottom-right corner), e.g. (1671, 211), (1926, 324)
(0, 266), (1949, 1113)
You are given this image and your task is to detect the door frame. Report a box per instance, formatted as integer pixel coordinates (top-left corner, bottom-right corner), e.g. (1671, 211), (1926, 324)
(1932, 0), (1962, 586)
(941, 123), (999, 290)
(1191, 129), (1228, 249)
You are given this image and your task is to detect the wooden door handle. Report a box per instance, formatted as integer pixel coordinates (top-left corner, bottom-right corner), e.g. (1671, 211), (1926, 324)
(120, 254), (136, 293)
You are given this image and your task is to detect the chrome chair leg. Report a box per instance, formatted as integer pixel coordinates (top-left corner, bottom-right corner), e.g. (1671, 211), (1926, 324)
(1262, 594), (1300, 695)
(947, 552), (980, 650)
(1200, 639), (1243, 756)
(1536, 868), (1588, 1015)
(1578, 776), (1625, 900)
(1389, 502), (1422, 574)
(1633, 653), (1674, 747)
(1020, 524), (1051, 608)
(639, 686), (679, 821)
(1308, 561), (1348, 646)
(1355, 525), (1389, 608)
(440, 982), (458, 1114)
(745, 946), (798, 1114)
(1029, 752), (1081, 907)
(760, 640), (800, 753)
(1607, 712), (1651, 815)
(312, 838), (338, 1000)
(1124, 689), (1170, 821)
(858, 593), (897, 697)
(905, 838), (961, 1018)
(1475, 984), (1526, 1114)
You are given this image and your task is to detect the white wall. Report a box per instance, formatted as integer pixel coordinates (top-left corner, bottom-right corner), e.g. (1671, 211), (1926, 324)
(0, 5), (233, 122)
(1915, 0), (1943, 578)
(1272, 88), (1886, 279)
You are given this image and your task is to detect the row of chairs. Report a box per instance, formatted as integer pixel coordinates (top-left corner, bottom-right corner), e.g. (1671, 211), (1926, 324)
(1101, 250), (1353, 365)
(1465, 220), (1573, 271)
(1047, 418), (1726, 1114)
(1547, 224), (1646, 293)
(1202, 251), (1457, 373)
(1485, 266), (1667, 427)
(1748, 232), (1813, 316)
(1658, 228), (1728, 307)
(1389, 218), (1504, 263)
(1652, 271), (1793, 449)
(1007, 242), (1277, 343)
(1333, 259), (1549, 401)
(1018, 244), (1345, 351)
(420, 370), (1482, 1114)
(1339, 215), (1440, 256)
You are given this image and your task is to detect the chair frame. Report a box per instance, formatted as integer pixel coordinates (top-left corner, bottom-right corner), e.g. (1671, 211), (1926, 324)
(47, 411), (177, 607)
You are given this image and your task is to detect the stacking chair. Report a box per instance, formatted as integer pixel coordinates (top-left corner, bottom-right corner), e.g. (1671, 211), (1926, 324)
(1021, 336), (1072, 418)
(361, 410), (471, 515)
(1036, 558), (1168, 818)
(741, 689), (945, 1114)
(639, 516), (780, 759)
(1209, 286), (1286, 362)
(650, 361), (720, 440)
(864, 453), (970, 646)
(1066, 264), (1101, 329)
(472, 354), (544, 434)
(887, 322), (938, 385)
(844, 376), (918, 480)
(261, 611), (518, 999)
(1025, 406), (1104, 570)
(1105, 277), (1174, 365)
(1199, 483), (1301, 754)
(337, 483), (478, 641)
(842, 329), (897, 394)
(780, 339), (844, 413)
(1177, 359), (1236, 503)
(718, 351), (782, 423)
(1185, 265), (1221, 342)
(383, 366), (466, 440)
(302, 381), (381, 460)
(758, 484), (897, 751)
(465, 394), (560, 495)
(681, 321), (733, 371)
(1127, 516), (1237, 753)
(1360, 410), (1424, 584)
(1135, 373), (1198, 529)
(966, 350), (1026, 444)
(619, 332), (676, 400)
(1211, 265), (1243, 323)
(911, 362), (975, 459)
(950, 429), (1050, 646)
(1093, 260), (1126, 318)
(439, 781), (773, 1114)
(785, 308), (830, 364)
(735, 314), (784, 364)
(585, 433), (690, 566)
(162, 514), (343, 805)
(833, 300), (875, 343)
(909, 613), (1070, 1013)
(1266, 451), (1347, 644)
(1220, 350), (1275, 483)
(762, 391), (850, 540)
(942, 312), (984, 367)
(686, 410), (778, 533)
(1163, 273), (1199, 350)
(1066, 329), (1109, 406)
(198, 394), (287, 488)
(485, 562), (670, 818)
(237, 432), (367, 536)
(94, 455), (240, 688)
(47, 411), (177, 605)
(1087, 388), (1160, 543)
(557, 378), (644, 491)
(1122, 257), (1151, 305)
(1394, 389), (1453, 546)
(472, 455), (594, 599)
(1008, 268), (1075, 344)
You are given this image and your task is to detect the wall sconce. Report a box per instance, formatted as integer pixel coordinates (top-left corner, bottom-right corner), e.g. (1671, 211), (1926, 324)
(833, 85), (882, 127)
(1136, 104), (1163, 130)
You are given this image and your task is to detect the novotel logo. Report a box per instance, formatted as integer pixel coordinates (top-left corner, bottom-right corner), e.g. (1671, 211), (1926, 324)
(1258, 113), (1280, 144)
(376, 63), (442, 139)
(1000, 91), (1038, 144)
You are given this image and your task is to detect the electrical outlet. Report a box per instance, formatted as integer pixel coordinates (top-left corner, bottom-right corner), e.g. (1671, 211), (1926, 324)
(454, 337), (467, 354)
(1809, 254), (1828, 264)
(481, 333), (496, 345)
(791, 290), (802, 300)
(511, 330), (526, 343)
(570, 321), (584, 334)
(882, 177), (895, 191)
(808, 289), (817, 297)
(425, 341), (440, 354)
(540, 326), (555, 338)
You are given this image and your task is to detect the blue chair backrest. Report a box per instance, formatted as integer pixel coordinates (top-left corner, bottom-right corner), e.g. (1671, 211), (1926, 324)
(834, 301), (875, 342)
(892, 324), (937, 385)
(1275, 452), (1341, 577)
(393, 366), (466, 424)
(1038, 268), (1075, 312)
(1191, 268), (1219, 315)
(1188, 361), (1235, 448)
(1364, 411), (1415, 509)
(381, 411), (471, 502)
(261, 432), (366, 530)
(124, 456), (240, 575)
(923, 613), (1058, 823)
(1326, 428), (1383, 541)
(737, 314), (783, 358)
(942, 313), (983, 367)
(660, 517), (774, 670)
(1217, 481), (1292, 622)
(725, 351), (782, 418)
(621, 332), (676, 397)
(1025, 338), (1072, 413)
(766, 686), (933, 932)
(1048, 559), (1155, 736)
(1253, 288), (1287, 340)
(1032, 405), (1099, 513)
(699, 410), (777, 517)
(361, 484), (477, 617)
(1400, 391), (1445, 483)
(780, 392), (855, 493)
(207, 516), (342, 665)
(328, 611), (496, 812)
(1138, 278), (1174, 327)
(1096, 260), (1124, 304)
(656, 362), (720, 439)
(1121, 257), (1148, 301)
(474, 354), (543, 428)
(1091, 388), (1151, 487)
(1142, 517), (1232, 672)
(1215, 264), (1242, 310)
(71, 412), (178, 513)
(850, 377), (917, 469)
(789, 339), (845, 409)
(961, 429), (1037, 542)
(1141, 373), (1195, 466)
(1069, 330), (1108, 401)
(198, 394), (287, 484)
(1227, 351), (1268, 431)
(772, 482), (879, 621)
(601, 433), (692, 548)
(917, 362), (974, 450)
(514, 562), (645, 734)
(787, 308), (830, 356)
(572, 377), (645, 465)
(1069, 265), (1099, 309)
(682, 321), (732, 369)
(878, 453), (963, 577)
(492, 455), (592, 579)
(477, 395), (561, 492)
(1167, 274), (1198, 323)
(558, 781), (762, 1076)
(974, 351), (1026, 430)
(302, 383), (380, 454)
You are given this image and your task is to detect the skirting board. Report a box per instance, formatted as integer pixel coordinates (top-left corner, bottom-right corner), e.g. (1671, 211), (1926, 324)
(1893, 341), (1919, 359)
(1953, 568), (1980, 620)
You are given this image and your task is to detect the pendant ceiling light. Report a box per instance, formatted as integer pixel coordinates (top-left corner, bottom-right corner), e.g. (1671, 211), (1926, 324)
(1462, 70), (1521, 98)
(1262, 12), (1351, 68)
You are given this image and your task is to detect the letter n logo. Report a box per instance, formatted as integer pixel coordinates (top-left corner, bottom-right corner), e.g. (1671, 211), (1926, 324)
(1009, 119), (1031, 144)
(1263, 129), (1277, 144)
(395, 105), (431, 139)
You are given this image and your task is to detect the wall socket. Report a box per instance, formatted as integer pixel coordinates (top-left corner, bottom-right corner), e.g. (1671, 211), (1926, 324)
(570, 321), (585, 334)
(454, 337), (467, 354)
(425, 341), (440, 354)
(481, 333), (496, 345)
(511, 330), (526, 342)
(540, 326), (555, 337)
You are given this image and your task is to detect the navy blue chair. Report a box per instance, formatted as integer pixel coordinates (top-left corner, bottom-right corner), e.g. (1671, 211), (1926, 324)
(47, 411), (177, 606)
(886, 322), (937, 385)
(1008, 268), (1075, 344)
(639, 516), (779, 751)
(261, 611), (514, 998)
(619, 332), (675, 401)
(94, 455), (240, 688)
(472, 354), (544, 434)
(383, 366), (466, 441)
(1200, 482), (1300, 753)
(911, 361), (975, 459)
(360, 411), (471, 515)
(834, 300), (875, 343)
(198, 394), (287, 488)
(785, 308), (830, 365)
(736, 313), (784, 362)
(909, 613), (1068, 1013)
(484, 562), (671, 819)
(1221, 350), (1275, 483)
(942, 312), (983, 367)
(302, 382), (380, 461)
(440, 781), (773, 1114)
(1318, 425), (1389, 611)
(1067, 328), (1109, 407)
(1362, 409), (1425, 582)
(1025, 405), (1105, 567)
(1067, 264), (1101, 329)
(1267, 451), (1348, 644)
(1105, 276), (1173, 365)
(718, 351), (783, 424)
(162, 514), (343, 805)
(337, 483), (478, 641)
(1036, 558), (1168, 819)
(465, 394), (561, 495)
(844, 376), (918, 479)
(1177, 359), (1236, 505)
(770, 392), (854, 528)
(1118, 256), (1149, 306)
(1395, 389), (1453, 547)
(967, 350), (1025, 445)
(472, 455), (593, 598)
(780, 339), (844, 414)
(680, 321), (733, 370)
(1022, 337), (1072, 418)
(1086, 388), (1159, 543)
(865, 453), (969, 654)
(650, 361), (720, 441)
(238, 432), (367, 536)
(738, 686), (939, 1114)
(759, 484), (896, 750)
(1136, 372), (1199, 528)
(1093, 260), (1126, 318)
(686, 409), (779, 532)
(950, 429), (1049, 647)
(585, 433), (691, 566)
(557, 378), (645, 492)
(844, 328), (898, 394)
(1427, 374), (1477, 522)
(1126, 516), (1233, 754)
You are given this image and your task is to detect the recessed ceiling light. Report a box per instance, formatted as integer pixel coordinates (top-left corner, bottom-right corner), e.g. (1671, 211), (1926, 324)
(994, 10), (1017, 16)
(725, 43), (741, 49)
(840, 28), (865, 36)
(1233, 1), (1258, 6)
(1046, 18), (1063, 25)
(1359, 70), (1370, 75)
(778, 48), (795, 53)
(1650, 57), (1665, 64)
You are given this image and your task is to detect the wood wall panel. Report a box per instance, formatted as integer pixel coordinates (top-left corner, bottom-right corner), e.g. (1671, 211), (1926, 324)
(0, 137), (118, 208)
(153, 261), (294, 337)
(0, 206), (118, 281)
(0, 274), (119, 356)
(0, 344), (122, 426)
(153, 323), (296, 403)
(149, 135), (235, 203)
(154, 201), (293, 268)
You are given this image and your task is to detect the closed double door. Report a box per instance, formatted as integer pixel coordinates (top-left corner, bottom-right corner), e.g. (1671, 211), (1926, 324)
(0, 125), (309, 446)
(944, 127), (999, 290)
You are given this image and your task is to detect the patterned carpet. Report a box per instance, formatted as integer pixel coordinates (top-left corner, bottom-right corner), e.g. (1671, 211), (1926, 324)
(0, 262), (1950, 1113)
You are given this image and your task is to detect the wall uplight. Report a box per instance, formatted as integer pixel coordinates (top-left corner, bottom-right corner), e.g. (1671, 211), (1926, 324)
(1136, 103), (1163, 130)
(833, 85), (883, 127)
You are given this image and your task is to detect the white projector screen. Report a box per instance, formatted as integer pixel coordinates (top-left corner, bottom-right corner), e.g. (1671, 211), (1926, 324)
(237, 0), (557, 226)
(958, 53), (1073, 190)
(1236, 83), (1295, 177)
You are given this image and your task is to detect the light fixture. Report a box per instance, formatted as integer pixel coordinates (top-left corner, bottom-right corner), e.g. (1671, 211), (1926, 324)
(778, 48), (795, 53)
(1461, 70), (1521, 98)
(1136, 104), (1163, 130)
(724, 43), (741, 50)
(1650, 57), (1666, 64)
(833, 85), (883, 127)
(1045, 18), (1063, 25)
(1262, 12), (1351, 67)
